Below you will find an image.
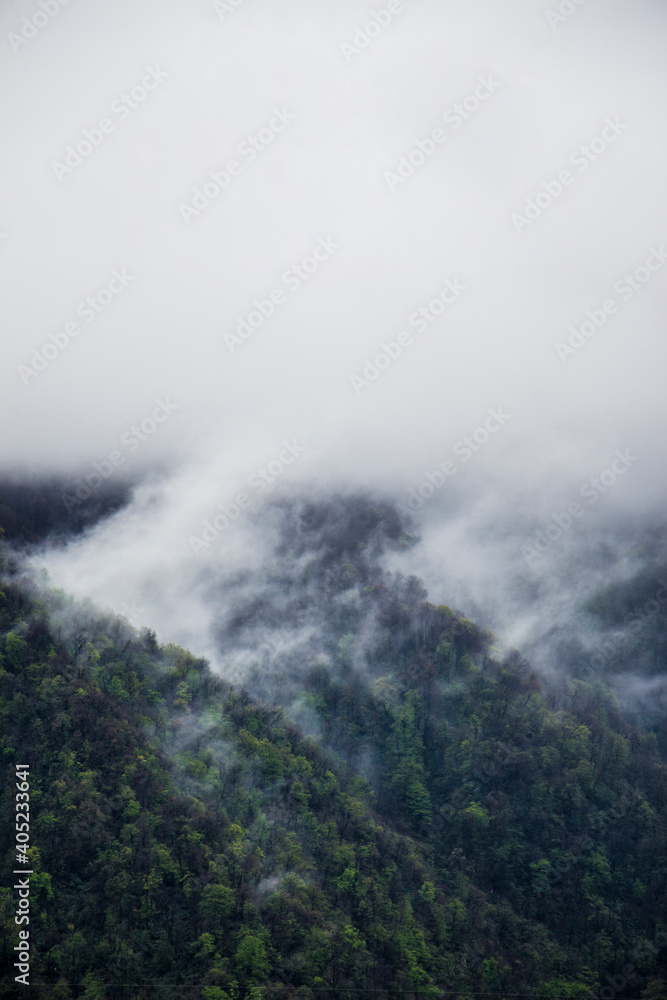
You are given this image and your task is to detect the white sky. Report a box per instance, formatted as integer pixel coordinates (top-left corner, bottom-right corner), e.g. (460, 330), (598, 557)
(2, 0), (667, 664)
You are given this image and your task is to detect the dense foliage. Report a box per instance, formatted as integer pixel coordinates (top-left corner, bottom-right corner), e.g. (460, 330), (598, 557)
(1, 494), (666, 999)
(0, 479), (131, 546)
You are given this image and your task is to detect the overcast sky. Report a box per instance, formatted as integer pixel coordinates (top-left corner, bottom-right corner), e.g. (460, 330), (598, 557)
(2, 0), (667, 669)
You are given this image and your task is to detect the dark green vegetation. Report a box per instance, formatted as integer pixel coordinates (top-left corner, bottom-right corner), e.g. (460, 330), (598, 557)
(0, 494), (666, 999)
(0, 478), (132, 546)
(584, 560), (667, 699)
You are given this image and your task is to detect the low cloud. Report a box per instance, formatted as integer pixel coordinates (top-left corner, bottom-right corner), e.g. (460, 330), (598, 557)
(1, 0), (665, 711)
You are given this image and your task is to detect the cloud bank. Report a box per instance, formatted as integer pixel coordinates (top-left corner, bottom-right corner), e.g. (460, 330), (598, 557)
(1, 0), (666, 703)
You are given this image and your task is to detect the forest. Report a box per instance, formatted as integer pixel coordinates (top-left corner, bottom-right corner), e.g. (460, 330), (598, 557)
(0, 485), (666, 999)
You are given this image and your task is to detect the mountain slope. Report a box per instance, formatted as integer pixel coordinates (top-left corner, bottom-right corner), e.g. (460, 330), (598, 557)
(1, 496), (666, 999)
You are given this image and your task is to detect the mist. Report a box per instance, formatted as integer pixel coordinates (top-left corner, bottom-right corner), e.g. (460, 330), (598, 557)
(2, 0), (666, 711)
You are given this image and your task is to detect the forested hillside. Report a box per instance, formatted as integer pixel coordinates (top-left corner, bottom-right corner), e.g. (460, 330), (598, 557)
(0, 479), (131, 546)
(1, 495), (666, 999)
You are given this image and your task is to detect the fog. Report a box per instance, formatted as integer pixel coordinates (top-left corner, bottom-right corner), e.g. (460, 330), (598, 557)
(2, 0), (666, 702)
